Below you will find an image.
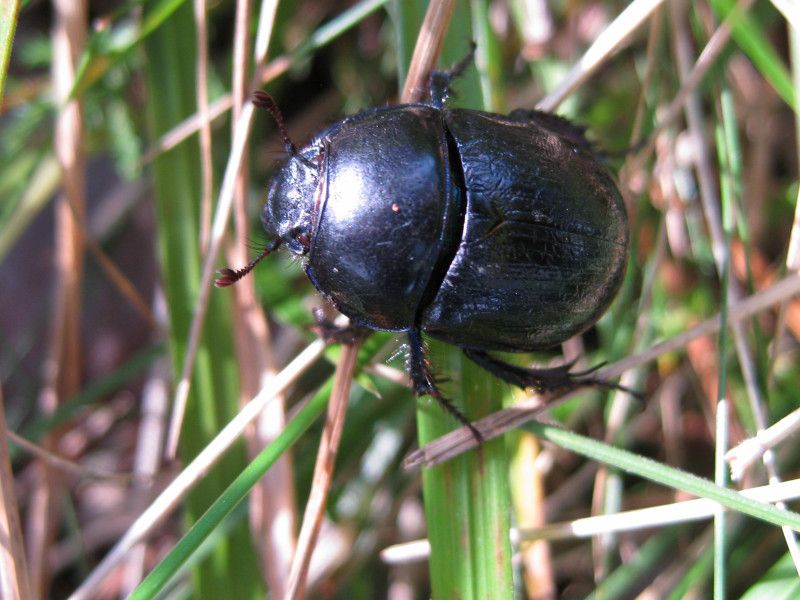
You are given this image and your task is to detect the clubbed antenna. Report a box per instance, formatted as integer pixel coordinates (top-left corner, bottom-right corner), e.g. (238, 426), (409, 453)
(214, 240), (281, 287)
(253, 90), (296, 156)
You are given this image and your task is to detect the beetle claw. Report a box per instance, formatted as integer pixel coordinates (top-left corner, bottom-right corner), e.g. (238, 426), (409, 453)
(462, 349), (641, 400)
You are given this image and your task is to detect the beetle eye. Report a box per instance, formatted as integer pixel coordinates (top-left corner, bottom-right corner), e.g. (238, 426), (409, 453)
(287, 230), (311, 255)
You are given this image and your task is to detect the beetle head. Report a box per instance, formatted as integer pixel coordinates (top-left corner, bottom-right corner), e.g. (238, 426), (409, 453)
(262, 149), (321, 255)
(214, 91), (320, 288)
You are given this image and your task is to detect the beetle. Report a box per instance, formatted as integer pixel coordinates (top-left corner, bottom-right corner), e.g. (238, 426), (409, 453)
(217, 52), (630, 438)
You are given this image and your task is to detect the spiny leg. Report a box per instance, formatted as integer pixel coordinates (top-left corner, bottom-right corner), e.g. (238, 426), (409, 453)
(407, 329), (483, 442)
(463, 348), (640, 398)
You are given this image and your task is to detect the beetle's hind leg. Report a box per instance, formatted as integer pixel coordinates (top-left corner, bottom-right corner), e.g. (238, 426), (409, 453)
(463, 348), (640, 399)
(407, 329), (483, 442)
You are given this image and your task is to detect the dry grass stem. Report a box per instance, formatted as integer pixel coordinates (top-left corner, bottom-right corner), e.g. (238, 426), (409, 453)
(66, 202), (157, 330)
(193, 0), (213, 253)
(0, 387), (31, 600)
(513, 434), (555, 598)
(536, 0), (665, 112)
(163, 96), (259, 458)
(164, 0), (285, 458)
(225, 0), (297, 594)
(285, 340), (362, 600)
(6, 431), (134, 484)
(726, 409), (800, 480)
(31, 1), (87, 597)
(400, 0), (457, 103)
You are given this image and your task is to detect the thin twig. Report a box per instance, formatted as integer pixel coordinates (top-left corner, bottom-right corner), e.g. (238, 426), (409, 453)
(536, 0), (665, 112)
(6, 431), (135, 484)
(32, 1), (87, 597)
(193, 0), (213, 253)
(400, 0), (456, 103)
(285, 339), (363, 599)
(0, 385), (31, 600)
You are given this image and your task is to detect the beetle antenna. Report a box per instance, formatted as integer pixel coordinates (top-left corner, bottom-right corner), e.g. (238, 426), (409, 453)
(214, 239), (281, 287)
(253, 90), (297, 156)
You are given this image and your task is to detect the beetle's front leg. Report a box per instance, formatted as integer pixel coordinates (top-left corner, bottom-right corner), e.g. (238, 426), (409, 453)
(462, 348), (640, 399)
(407, 329), (483, 442)
(311, 308), (369, 345)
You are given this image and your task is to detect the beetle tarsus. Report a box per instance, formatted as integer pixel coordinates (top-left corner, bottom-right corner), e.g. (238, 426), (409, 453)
(407, 329), (483, 442)
(462, 349), (640, 400)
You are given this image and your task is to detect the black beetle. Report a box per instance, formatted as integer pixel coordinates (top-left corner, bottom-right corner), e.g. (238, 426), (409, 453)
(218, 53), (630, 436)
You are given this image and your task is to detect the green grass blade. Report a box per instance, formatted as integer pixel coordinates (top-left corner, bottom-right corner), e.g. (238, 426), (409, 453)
(391, 3), (514, 597)
(739, 553), (800, 599)
(0, 0), (20, 100)
(523, 420), (800, 531)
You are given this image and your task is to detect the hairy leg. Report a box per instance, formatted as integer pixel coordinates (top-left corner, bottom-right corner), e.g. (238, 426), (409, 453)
(463, 348), (640, 398)
(407, 329), (483, 442)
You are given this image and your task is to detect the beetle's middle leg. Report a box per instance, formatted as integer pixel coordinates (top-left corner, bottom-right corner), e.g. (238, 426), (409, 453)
(462, 348), (639, 398)
(407, 329), (483, 442)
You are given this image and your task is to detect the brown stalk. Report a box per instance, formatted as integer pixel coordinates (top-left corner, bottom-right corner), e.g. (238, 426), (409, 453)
(66, 200), (157, 330)
(224, 0), (297, 595)
(28, 1), (87, 598)
(284, 339), (363, 600)
(400, 0), (456, 103)
(6, 430), (134, 484)
(120, 352), (170, 597)
(512, 434), (555, 599)
(194, 0), (213, 253)
(0, 386), (31, 600)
